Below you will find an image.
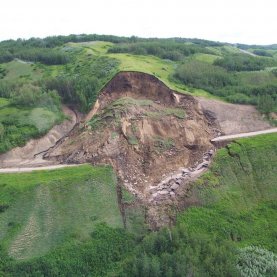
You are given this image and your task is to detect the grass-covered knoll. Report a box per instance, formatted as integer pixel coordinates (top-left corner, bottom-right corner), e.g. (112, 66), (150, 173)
(0, 165), (123, 260)
(82, 41), (277, 113)
(68, 40), (222, 100)
(0, 60), (43, 82)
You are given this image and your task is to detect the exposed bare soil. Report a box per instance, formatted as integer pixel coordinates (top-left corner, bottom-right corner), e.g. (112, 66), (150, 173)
(46, 73), (216, 189)
(43, 72), (219, 227)
(198, 98), (271, 135)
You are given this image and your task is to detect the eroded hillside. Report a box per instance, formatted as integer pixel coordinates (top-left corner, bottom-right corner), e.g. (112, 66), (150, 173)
(41, 72), (217, 227)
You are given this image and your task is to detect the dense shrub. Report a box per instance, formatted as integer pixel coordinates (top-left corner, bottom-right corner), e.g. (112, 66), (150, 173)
(44, 56), (119, 112)
(174, 60), (277, 112)
(117, 228), (238, 277)
(252, 49), (273, 57)
(214, 53), (277, 71)
(0, 48), (70, 65)
(2, 224), (135, 277)
(237, 246), (277, 277)
(174, 60), (234, 90)
(108, 41), (211, 61)
(10, 84), (60, 109)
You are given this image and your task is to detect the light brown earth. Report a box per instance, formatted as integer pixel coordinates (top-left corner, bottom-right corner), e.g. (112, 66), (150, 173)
(198, 98), (271, 135)
(45, 73), (217, 194)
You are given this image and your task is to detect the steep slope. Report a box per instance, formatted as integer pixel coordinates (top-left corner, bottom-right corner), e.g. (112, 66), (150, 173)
(46, 72), (217, 194)
(44, 71), (273, 228)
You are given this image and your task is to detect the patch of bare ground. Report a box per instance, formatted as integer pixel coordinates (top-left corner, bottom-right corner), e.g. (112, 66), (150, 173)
(45, 72), (218, 228)
(198, 97), (271, 135)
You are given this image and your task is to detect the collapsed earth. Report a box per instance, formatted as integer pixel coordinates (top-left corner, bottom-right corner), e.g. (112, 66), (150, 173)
(0, 35), (276, 277)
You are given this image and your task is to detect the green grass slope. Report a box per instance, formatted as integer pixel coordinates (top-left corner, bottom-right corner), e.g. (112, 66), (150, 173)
(0, 165), (123, 260)
(181, 133), (277, 251)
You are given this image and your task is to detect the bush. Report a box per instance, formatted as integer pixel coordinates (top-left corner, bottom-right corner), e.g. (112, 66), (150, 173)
(108, 41), (211, 61)
(11, 84), (61, 111)
(257, 94), (276, 114)
(237, 246), (277, 277)
(214, 53), (277, 71)
(174, 60), (234, 90)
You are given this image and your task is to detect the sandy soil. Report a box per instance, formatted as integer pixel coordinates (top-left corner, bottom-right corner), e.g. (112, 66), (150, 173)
(0, 106), (78, 168)
(198, 98), (271, 135)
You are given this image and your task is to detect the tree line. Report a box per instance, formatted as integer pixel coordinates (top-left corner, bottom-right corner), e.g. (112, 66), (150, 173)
(174, 59), (277, 113)
(108, 41), (212, 61)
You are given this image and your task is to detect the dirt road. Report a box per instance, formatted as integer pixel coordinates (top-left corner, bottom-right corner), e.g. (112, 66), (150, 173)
(211, 127), (277, 142)
(0, 164), (83, 173)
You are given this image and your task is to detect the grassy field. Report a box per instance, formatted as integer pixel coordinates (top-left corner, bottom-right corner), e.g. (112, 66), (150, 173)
(1, 60), (43, 82)
(0, 97), (9, 108)
(193, 53), (221, 64)
(0, 165), (123, 260)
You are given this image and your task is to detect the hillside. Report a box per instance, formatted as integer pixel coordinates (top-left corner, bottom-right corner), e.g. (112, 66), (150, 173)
(0, 134), (276, 276)
(0, 34), (277, 276)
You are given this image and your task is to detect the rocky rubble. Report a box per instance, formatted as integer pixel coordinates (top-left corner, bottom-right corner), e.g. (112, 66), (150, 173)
(148, 149), (214, 204)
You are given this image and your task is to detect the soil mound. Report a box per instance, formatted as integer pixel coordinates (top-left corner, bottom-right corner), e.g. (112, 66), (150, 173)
(46, 72), (216, 197)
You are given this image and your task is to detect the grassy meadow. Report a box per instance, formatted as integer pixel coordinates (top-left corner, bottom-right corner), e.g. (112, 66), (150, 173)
(0, 165), (123, 260)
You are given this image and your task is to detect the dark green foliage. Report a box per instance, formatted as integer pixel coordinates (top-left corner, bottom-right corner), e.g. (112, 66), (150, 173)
(0, 45), (70, 65)
(108, 41), (211, 61)
(14, 48), (70, 65)
(1, 224), (135, 277)
(0, 35), (224, 51)
(174, 60), (234, 90)
(0, 85), (62, 153)
(0, 81), (17, 98)
(174, 60), (277, 112)
(252, 49), (273, 57)
(0, 50), (13, 63)
(214, 53), (277, 71)
(10, 84), (61, 110)
(44, 56), (119, 112)
(237, 246), (277, 277)
(117, 228), (238, 277)
(0, 67), (7, 79)
(257, 94), (275, 114)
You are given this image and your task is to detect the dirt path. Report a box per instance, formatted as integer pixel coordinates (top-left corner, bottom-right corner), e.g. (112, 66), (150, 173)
(0, 164), (83, 173)
(238, 49), (257, 57)
(211, 127), (277, 142)
(0, 106), (79, 168)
